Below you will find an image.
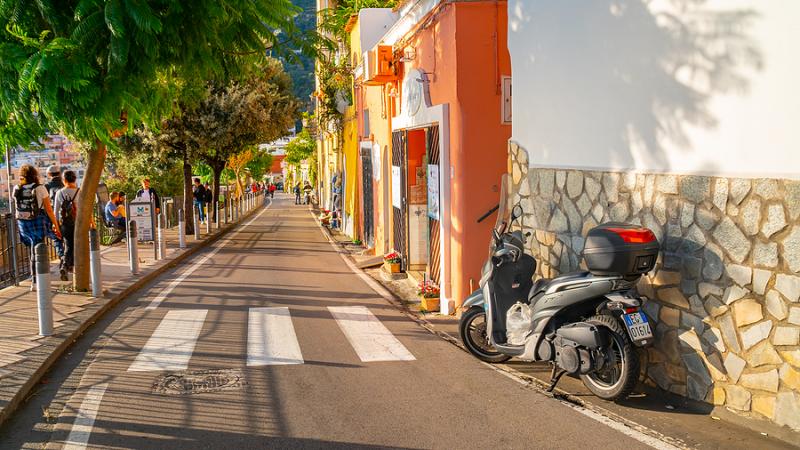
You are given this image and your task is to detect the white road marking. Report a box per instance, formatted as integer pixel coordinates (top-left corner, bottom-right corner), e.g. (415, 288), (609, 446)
(128, 309), (208, 372)
(329, 306), (415, 362)
(62, 383), (109, 450)
(146, 198), (272, 309)
(247, 307), (304, 366)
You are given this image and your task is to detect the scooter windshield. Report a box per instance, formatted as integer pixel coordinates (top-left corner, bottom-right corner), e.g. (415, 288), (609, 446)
(489, 174), (511, 254)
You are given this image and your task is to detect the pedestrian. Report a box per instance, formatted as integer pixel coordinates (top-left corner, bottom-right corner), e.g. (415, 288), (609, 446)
(293, 183), (301, 205)
(192, 178), (207, 223)
(303, 181), (313, 205)
(53, 170), (79, 280)
(104, 192), (127, 244)
(135, 178), (161, 215)
(44, 165), (65, 259)
(269, 182), (276, 198)
(13, 165), (62, 290)
(204, 182), (214, 220)
(44, 165), (64, 204)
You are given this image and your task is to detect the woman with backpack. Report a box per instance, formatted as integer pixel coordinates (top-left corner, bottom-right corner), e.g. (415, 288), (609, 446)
(53, 170), (79, 281)
(12, 165), (61, 289)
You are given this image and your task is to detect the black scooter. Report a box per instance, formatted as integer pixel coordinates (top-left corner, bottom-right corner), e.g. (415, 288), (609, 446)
(459, 201), (659, 401)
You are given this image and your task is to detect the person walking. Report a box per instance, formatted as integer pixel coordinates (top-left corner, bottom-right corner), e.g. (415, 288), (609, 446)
(192, 178), (207, 223)
(269, 182), (276, 198)
(53, 170), (79, 281)
(303, 181), (313, 205)
(135, 178), (161, 215)
(44, 165), (65, 259)
(13, 165), (61, 290)
(293, 183), (301, 205)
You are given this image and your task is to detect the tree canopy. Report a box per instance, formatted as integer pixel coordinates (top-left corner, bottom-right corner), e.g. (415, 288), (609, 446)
(0, 0), (305, 291)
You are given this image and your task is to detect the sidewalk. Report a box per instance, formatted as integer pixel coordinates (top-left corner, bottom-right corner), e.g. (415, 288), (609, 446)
(0, 197), (265, 427)
(319, 223), (798, 448)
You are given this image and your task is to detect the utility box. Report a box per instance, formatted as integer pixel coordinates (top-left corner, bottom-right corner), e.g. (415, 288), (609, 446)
(364, 45), (396, 85)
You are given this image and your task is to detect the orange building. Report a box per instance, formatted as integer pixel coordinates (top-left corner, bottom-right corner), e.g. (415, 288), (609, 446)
(362, 0), (512, 313)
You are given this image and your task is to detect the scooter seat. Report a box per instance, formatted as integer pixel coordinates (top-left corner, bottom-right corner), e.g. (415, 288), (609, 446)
(529, 271), (593, 301)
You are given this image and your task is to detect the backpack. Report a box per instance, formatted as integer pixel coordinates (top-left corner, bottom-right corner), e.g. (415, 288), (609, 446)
(60, 188), (79, 226)
(14, 183), (41, 220)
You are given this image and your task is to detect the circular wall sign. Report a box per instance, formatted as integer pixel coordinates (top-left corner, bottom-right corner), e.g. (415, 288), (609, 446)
(404, 69), (424, 116)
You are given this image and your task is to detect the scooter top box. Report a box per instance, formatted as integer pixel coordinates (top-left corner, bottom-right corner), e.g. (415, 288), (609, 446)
(583, 223), (660, 278)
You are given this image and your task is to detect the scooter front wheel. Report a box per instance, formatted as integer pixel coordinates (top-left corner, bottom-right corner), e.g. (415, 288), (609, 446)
(579, 314), (640, 401)
(459, 307), (511, 363)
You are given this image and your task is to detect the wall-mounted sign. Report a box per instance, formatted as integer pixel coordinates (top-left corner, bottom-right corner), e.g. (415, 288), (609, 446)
(392, 165), (402, 208)
(402, 69), (430, 117)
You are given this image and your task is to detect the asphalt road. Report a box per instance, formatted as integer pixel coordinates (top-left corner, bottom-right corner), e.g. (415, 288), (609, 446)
(3, 194), (673, 449)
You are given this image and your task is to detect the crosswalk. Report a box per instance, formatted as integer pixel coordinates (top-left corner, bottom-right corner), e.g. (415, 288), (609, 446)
(127, 306), (415, 372)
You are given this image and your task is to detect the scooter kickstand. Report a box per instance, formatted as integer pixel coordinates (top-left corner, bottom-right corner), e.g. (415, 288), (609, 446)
(547, 365), (567, 393)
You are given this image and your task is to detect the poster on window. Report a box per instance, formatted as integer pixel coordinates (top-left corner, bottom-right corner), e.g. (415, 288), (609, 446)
(392, 166), (401, 208)
(427, 164), (439, 220)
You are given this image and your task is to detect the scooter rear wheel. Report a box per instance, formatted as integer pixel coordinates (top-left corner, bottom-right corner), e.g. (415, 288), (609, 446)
(579, 314), (640, 401)
(459, 307), (511, 363)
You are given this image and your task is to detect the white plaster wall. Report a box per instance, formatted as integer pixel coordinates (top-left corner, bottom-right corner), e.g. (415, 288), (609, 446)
(358, 9), (398, 52)
(508, 0), (800, 180)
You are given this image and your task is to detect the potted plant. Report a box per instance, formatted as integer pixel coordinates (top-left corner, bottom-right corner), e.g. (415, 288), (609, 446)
(417, 280), (440, 311)
(383, 251), (402, 273)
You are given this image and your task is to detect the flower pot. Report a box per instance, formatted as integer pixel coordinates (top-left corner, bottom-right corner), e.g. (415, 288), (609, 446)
(384, 262), (401, 273)
(420, 296), (440, 312)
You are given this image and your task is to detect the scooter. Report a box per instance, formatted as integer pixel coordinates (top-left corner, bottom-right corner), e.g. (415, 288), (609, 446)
(459, 196), (659, 401)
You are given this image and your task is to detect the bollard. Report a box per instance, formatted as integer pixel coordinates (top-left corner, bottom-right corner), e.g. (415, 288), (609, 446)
(89, 229), (102, 297)
(215, 200), (220, 229)
(35, 243), (53, 336)
(205, 206), (211, 233)
(129, 220), (139, 274)
(227, 196), (233, 223)
(178, 209), (186, 248)
(157, 213), (168, 259)
(156, 213), (164, 260)
(193, 204), (201, 240)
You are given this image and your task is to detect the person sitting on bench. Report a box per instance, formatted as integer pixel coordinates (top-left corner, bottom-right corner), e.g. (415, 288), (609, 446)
(105, 192), (127, 228)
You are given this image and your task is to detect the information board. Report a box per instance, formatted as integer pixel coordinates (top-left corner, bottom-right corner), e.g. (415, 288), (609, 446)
(129, 199), (154, 242)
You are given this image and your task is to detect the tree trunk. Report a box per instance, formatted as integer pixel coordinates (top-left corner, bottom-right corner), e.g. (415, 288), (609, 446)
(182, 156), (194, 235)
(73, 140), (106, 291)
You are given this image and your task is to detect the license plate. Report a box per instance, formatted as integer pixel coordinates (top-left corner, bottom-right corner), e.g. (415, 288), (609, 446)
(623, 312), (653, 342)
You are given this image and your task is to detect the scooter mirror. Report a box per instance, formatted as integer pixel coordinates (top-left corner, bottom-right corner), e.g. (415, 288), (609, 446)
(511, 204), (523, 221)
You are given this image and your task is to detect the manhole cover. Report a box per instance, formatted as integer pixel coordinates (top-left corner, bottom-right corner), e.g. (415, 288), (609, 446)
(152, 369), (245, 395)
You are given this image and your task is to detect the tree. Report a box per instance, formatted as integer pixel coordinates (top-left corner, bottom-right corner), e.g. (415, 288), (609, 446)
(113, 125), (195, 234)
(285, 128), (315, 165)
(0, 0), (301, 290)
(227, 149), (255, 198)
(190, 60), (299, 210)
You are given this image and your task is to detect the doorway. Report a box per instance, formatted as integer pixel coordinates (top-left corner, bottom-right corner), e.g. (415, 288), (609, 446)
(360, 143), (375, 248)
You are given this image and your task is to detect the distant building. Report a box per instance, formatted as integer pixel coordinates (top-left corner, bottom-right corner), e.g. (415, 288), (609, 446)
(1, 134), (86, 203)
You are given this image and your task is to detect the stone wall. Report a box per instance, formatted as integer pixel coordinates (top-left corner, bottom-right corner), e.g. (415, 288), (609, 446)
(508, 141), (800, 432)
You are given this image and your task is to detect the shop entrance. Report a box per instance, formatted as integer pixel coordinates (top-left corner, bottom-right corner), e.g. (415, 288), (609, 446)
(391, 125), (441, 282)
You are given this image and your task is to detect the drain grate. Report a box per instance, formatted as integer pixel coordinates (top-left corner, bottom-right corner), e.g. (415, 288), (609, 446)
(152, 369), (245, 395)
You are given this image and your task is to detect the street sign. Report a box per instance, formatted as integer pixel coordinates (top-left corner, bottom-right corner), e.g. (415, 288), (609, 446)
(129, 199), (154, 241)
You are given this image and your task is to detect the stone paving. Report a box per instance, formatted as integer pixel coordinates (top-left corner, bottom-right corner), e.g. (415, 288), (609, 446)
(0, 198), (263, 427)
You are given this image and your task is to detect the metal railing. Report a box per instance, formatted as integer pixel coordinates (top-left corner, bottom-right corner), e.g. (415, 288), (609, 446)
(1, 213), (58, 289)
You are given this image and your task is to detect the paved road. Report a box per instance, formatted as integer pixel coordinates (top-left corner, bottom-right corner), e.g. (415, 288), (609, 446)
(2, 194), (669, 449)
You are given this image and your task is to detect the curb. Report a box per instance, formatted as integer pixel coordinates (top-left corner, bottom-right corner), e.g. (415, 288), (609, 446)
(0, 202), (264, 428)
